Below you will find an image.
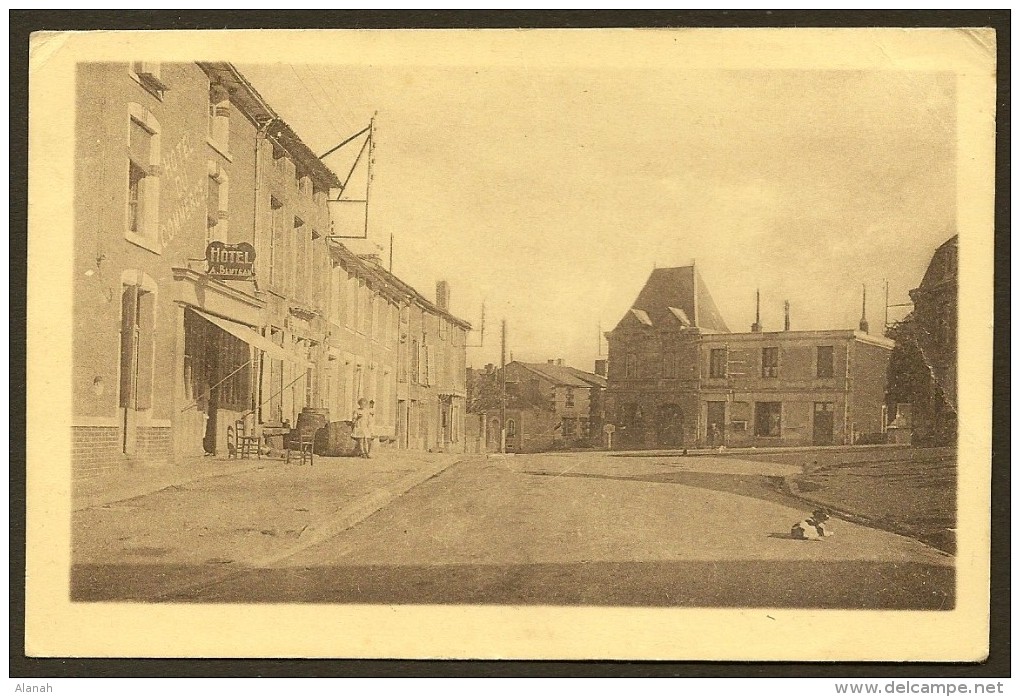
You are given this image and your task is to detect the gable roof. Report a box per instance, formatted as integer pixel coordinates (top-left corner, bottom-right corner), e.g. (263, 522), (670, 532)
(515, 362), (607, 389)
(614, 266), (730, 333)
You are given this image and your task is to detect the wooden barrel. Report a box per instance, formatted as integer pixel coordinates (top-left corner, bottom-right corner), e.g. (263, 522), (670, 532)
(320, 420), (355, 456)
(297, 408), (329, 454)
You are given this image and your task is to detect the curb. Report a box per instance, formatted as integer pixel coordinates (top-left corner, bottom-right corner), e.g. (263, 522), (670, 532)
(611, 444), (912, 459)
(780, 475), (955, 556)
(149, 455), (473, 601)
(251, 456), (470, 566)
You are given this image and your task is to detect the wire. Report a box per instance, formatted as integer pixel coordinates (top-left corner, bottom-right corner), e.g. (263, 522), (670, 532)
(285, 63), (347, 145)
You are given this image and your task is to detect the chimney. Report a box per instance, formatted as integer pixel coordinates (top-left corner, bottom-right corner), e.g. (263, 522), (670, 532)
(594, 359), (608, 377)
(784, 300), (791, 331)
(436, 280), (450, 311)
(751, 289), (762, 333)
(556, 359), (564, 366)
(547, 359), (555, 364)
(859, 284), (869, 334)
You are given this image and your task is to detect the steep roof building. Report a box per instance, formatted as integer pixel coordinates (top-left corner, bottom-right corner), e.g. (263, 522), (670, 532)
(606, 265), (892, 449)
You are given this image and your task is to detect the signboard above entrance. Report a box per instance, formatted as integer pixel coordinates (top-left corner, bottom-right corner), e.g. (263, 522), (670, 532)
(206, 241), (255, 280)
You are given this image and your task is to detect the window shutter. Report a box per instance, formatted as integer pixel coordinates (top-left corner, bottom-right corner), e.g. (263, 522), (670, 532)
(426, 345), (436, 386)
(410, 340), (419, 384)
(128, 119), (152, 166)
(134, 290), (155, 410)
(119, 285), (138, 408)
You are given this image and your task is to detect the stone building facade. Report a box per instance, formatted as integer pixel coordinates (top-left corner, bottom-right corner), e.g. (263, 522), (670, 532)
(605, 266), (893, 449)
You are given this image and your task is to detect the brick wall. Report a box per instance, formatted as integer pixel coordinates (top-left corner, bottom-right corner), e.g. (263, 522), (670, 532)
(72, 424), (173, 477)
(72, 426), (122, 476)
(136, 426), (172, 461)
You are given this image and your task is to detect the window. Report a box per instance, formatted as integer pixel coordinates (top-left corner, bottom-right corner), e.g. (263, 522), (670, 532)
(208, 82), (230, 150)
(565, 387), (575, 408)
(332, 266), (345, 325)
(268, 198), (283, 287)
(130, 62), (167, 96)
(215, 328), (251, 411)
(292, 217), (304, 298)
(507, 419), (517, 438)
(263, 327), (286, 424)
(710, 348), (728, 378)
(311, 231), (324, 309)
(206, 163), (229, 244)
(119, 281), (156, 413)
(816, 346), (835, 378)
(755, 402), (782, 437)
(562, 418), (576, 438)
(125, 105), (161, 248)
(622, 403), (643, 429)
(761, 347), (779, 378)
(625, 353), (637, 378)
(423, 345), (434, 386)
(369, 295), (378, 340)
(127, 160), (146, 233)
(410, 339), (420, 385)
(348, 275), (359, 330)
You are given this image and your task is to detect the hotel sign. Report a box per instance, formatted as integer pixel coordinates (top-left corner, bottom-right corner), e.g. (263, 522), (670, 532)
(206, 241), (256, 280)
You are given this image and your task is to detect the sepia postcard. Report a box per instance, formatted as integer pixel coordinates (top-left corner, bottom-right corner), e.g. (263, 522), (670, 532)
(25, 27), (996, 661)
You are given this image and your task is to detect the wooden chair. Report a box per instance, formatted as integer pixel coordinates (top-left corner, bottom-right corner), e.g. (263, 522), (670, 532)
(235, 418), (260, 460)
(285, 422), (317, 466)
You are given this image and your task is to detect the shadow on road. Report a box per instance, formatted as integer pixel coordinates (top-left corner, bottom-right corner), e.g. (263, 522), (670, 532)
(523, 469), (804, 510)
(72, 559), (954, 609)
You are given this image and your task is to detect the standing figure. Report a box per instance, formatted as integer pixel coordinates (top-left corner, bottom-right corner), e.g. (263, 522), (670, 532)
(366, 399), (377, 458)
(353, 398), (371, 458)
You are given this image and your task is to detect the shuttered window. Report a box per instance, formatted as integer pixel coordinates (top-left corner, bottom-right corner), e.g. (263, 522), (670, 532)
(119, 284), (155, 410)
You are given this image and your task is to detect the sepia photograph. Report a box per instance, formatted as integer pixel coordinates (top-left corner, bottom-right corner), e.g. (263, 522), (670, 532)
(25, 25), (996, 662)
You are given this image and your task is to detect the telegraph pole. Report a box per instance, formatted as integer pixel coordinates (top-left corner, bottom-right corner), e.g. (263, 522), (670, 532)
(884, 279), (889, 331)
(500, 319), (507, 454)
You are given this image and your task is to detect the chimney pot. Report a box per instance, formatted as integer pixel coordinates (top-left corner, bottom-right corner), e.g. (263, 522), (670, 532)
(556, 359), (564, 366)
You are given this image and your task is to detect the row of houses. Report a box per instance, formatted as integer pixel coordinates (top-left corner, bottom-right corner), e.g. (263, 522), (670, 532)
(72, 61), (471, 476)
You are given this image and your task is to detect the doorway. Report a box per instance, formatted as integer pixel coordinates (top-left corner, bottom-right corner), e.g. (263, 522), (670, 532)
(655, 403), (684, 448)
(813, 402), (835, 445)
(707, 401), (726, 447)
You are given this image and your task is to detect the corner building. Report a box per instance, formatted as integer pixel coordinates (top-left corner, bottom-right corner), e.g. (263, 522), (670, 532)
(605, 266), (893, 449)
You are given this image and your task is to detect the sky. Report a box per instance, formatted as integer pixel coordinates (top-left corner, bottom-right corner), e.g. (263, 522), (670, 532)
(238, 61), (957, 372)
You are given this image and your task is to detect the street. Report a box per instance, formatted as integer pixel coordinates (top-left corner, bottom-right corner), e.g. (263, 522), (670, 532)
(164, 451), (954, 609)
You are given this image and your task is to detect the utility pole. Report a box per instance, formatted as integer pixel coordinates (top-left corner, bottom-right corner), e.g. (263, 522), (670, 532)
(500, 319), (507, 454)
(884, 279), (889, 331)
(389, 232), (394, 273)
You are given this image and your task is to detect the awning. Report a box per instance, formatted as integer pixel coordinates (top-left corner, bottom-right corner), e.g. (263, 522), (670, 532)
(190, 308), (309, 366)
